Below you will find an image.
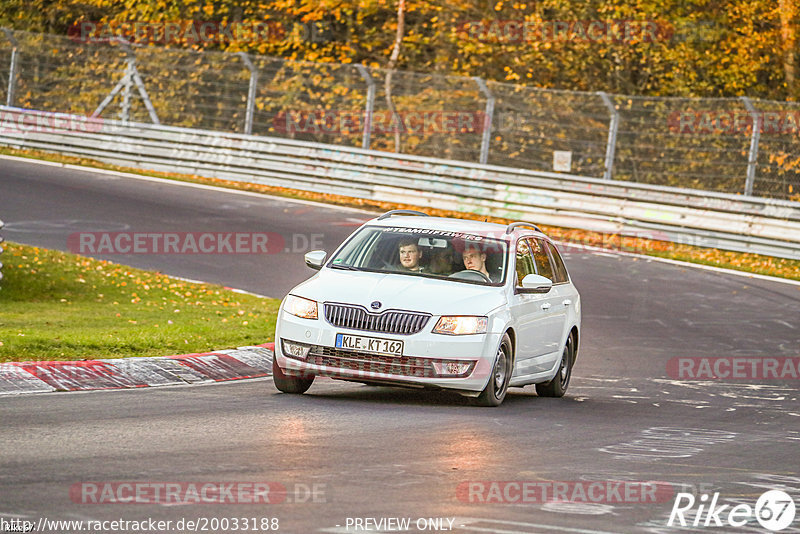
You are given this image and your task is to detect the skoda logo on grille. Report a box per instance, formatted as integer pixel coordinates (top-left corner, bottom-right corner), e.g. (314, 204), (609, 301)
(370, 301), (382, 310)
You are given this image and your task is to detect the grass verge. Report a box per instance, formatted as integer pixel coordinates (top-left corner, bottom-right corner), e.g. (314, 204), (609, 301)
(1, 146), (799, 281)
(0, 241), (280, 363)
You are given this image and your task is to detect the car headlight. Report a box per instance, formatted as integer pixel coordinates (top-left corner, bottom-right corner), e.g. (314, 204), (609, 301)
(432, 316), (488, 335)
(284, 295), (318, 319)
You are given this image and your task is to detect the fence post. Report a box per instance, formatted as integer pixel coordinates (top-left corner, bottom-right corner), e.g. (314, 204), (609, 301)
(121, 56), (133, 123)
(92, 38), (159, 124)
(598, 91), (619, 181)
(238, 52), (258, 135)
(473, 77), (494, 165)
(740, 96), (760, 196)
(2, 28), (18, 107)
(355, 65), (375, 150)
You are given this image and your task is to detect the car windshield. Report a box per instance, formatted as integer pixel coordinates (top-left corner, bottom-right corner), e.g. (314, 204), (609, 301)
(327, 226), (508, 286)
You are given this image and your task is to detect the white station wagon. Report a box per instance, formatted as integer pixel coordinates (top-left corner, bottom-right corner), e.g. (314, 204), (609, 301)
(273, 211), (581, 406)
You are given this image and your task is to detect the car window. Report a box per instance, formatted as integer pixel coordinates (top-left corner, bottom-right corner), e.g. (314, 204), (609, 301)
(546, 241), (569, 284)
(334, 227), (382, 267)
(531, 238), (554, 281)
(328, 226), (508, 286)
(515, 239), (536, 287)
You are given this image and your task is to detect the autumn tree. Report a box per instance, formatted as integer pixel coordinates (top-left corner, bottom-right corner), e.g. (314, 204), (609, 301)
(1, 0), (797, 100)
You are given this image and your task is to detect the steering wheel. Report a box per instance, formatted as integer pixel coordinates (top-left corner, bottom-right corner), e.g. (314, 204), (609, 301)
(449, 269), (492, 283)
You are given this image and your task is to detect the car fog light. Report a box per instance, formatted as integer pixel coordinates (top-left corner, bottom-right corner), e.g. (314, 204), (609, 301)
(281, 339), (311, 360)
(432, 360), (475, 378)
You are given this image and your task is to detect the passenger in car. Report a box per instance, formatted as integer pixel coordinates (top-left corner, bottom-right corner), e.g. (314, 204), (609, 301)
(428, 245), (455, 275)
(397, 239), (425, 272)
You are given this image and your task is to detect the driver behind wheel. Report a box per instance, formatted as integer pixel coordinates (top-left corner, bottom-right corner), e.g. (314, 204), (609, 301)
(462, 245), (491, 279)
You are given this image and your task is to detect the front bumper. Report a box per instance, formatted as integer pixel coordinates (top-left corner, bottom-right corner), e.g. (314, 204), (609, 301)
(275, 310), (500, 393)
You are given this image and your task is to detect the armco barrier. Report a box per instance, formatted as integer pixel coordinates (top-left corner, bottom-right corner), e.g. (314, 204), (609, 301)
(1, 106), (799, 259)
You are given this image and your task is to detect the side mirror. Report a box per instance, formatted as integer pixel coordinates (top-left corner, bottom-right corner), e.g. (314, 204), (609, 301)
(305, 250), (327, 270)
(519, 273), (553, 294)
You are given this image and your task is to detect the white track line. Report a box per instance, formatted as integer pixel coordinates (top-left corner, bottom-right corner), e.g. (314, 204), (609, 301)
(561, 241), (800, 287)
(167, 274), (272, 299)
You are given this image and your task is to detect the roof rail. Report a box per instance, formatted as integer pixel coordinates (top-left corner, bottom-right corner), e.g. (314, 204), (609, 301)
(505, 221), (544, 234)
(377, 209), (430, 220)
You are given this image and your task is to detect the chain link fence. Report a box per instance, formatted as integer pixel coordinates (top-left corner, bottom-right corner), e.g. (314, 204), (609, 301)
(1, 28), (798, 201)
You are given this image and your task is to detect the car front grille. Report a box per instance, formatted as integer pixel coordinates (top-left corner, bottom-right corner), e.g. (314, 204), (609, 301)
(306, 346), (436, 378)
(282, 345), (476, 379)
(324, 303), (431, 335)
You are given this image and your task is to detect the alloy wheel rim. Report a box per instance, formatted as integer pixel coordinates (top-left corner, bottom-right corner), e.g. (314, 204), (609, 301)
(493, 345), (507, 397)
(559, 342), (571, 386)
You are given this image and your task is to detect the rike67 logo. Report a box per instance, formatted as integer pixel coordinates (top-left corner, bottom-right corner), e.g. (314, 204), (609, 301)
(668, 490), (796, 531)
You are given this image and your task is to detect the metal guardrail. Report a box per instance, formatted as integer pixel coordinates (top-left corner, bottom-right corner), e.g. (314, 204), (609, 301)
(1, 106), (799, 260)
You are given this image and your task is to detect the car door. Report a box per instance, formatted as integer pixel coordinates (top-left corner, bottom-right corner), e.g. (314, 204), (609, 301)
(507, 237), (555, 378)
(545, 239), (578, 322)
(528, 238), (566, 372)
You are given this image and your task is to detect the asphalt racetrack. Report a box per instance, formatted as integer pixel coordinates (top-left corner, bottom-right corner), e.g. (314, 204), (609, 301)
(1, 157), (799, 533)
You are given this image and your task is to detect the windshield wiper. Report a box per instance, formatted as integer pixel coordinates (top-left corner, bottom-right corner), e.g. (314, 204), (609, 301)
(329, 264), (361, 271)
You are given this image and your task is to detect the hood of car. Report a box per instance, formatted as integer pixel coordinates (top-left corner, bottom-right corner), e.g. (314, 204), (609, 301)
(290, 268), (506, 316)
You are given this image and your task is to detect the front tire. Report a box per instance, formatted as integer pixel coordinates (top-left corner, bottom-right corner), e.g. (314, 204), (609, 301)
(536, 334), (573, 398)
(272, 357), (315, 394)
(475, 333), (513, 407)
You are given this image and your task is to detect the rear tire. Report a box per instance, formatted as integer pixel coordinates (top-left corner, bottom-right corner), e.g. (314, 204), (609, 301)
(272, 357), (315, 394)
(536, 334), (573, 398)
(475, 333), (513, 407)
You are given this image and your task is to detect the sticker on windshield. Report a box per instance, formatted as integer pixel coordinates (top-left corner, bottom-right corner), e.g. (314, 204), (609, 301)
(383, 226), (485, 242)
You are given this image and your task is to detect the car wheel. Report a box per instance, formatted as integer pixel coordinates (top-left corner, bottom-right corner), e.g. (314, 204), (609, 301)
(272, 357), (315, 394)
(475, 333), (513, 407)
(536, 334), (573, 398)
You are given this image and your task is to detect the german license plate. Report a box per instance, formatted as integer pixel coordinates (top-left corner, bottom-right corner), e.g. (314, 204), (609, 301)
(335, 333), (403, 356)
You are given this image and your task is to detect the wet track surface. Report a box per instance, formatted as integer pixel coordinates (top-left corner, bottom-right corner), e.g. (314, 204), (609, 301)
(1, 158), (799, 533)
